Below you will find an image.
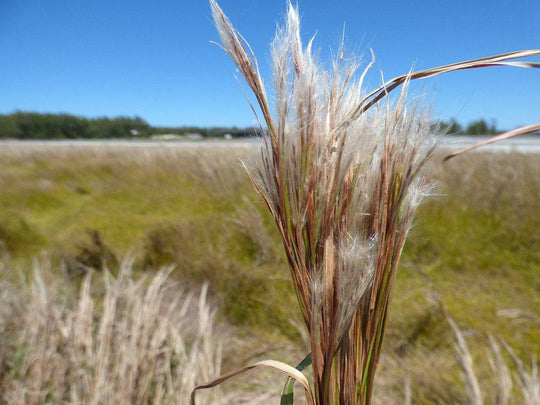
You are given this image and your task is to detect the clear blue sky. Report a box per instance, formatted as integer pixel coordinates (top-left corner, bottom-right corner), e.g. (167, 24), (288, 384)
(1, 0), (539, 129)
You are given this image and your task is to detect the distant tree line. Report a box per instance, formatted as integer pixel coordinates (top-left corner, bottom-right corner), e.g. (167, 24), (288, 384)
(0, 112), (152, 139)
(0, 112), (263, 139)
(433, 118), (501, 135)
(1, 111), (532, 140)
(151, 125), (262, 138)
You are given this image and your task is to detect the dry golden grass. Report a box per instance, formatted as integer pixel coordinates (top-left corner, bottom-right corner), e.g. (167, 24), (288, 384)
(0, 259), (226, 404)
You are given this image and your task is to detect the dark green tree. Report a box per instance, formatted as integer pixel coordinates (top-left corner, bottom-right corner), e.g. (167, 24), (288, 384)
(466, 119), (489, 135)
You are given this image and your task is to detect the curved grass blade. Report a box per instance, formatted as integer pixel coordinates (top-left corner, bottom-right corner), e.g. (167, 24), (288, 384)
(355, 50), (540, 117)
(443, 123), (540, 162)
(191, 359), (314, 405)
(280, 353), (313, 405)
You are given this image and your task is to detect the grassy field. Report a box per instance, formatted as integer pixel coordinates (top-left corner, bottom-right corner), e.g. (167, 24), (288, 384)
(0, 143), (538, 403)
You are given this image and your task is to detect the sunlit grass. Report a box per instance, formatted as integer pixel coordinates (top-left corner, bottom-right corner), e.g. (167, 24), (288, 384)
(0, 144), (538, 403)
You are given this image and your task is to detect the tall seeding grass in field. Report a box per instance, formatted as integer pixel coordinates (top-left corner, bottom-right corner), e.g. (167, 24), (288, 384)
(192, 1), (540, 404)
(448, 316), (540, 405)
(1, 262), (223, 405)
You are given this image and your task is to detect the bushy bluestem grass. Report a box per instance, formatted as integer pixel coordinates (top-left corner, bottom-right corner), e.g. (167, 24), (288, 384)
(195, 1), (540, 404)
(210, 2), (439, 403)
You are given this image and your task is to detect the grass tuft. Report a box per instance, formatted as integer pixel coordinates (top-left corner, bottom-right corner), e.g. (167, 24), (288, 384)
(0, 260), (224, 404)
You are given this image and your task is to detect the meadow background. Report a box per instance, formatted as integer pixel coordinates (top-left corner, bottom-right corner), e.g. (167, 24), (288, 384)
(0, 142), (538, 403)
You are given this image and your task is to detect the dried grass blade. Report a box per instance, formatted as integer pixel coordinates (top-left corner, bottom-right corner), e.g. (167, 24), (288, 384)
(487, 335), (512, 405)
(191, 359), (314, 405)
(500, 340), (539, 402)
(447, 316), (484, 405)
(357, 50), (540, 115)
(443, 123), (540, 162)
(209, 0), (277, 138)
